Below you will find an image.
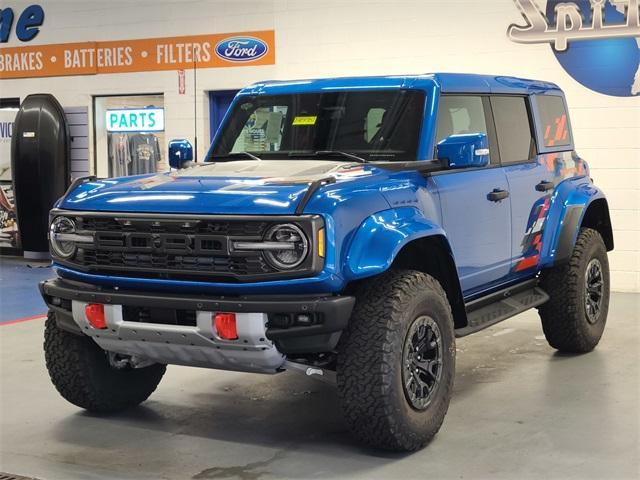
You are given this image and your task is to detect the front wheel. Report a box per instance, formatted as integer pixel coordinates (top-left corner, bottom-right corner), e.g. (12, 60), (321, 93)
(539, 228), (610, 353)
(337, 270), (455, 451)
(44, 311), (166, 413)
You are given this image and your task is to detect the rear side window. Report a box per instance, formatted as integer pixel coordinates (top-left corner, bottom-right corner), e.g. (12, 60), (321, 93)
(537, 95), (572, 148)
(491, 96), (535, 164)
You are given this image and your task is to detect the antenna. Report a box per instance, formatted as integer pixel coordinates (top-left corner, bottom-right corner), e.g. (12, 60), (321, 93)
(193, 45), (198, 163)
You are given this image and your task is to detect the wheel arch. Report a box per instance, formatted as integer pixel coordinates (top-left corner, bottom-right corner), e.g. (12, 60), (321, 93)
(580, 198), (613, 251)
(540, 182), (613, 268)
(391, 235), (467, 330)
(343, 207), (467, 329)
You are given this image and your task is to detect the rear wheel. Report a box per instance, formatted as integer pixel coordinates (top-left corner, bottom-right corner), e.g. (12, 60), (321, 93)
(539, 228), (610, 353)
(337, 270), (455, 451)
(44, 310), (166, 413)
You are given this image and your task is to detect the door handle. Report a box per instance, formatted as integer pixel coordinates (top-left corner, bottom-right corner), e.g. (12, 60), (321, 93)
(487, 188), (510, 202)
(536, 180), (555, 192)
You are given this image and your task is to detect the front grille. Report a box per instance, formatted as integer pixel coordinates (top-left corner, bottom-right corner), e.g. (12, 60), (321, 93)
(77, 249), (269, 275)
(57, 213), (320, 282)
(77, 217), (268, 237)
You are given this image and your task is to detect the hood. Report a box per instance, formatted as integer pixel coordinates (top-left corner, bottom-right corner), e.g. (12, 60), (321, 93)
(59, 160), (381, 215)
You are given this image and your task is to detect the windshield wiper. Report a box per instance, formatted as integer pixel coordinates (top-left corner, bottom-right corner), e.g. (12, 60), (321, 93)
(210, 151), (262, 162)
(289, 150), (367, 163)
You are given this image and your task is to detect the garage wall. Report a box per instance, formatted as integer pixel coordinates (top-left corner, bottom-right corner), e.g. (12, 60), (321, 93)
(1, 0), (638, 291)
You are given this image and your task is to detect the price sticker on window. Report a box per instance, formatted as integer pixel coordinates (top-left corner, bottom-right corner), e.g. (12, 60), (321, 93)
(292, 116), (317, 126)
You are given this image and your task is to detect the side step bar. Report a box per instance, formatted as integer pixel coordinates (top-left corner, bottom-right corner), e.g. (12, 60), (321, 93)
(455, 283), (549, 338)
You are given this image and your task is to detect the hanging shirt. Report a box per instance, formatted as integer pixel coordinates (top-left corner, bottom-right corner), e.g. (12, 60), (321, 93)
(129, 134), (161, 174)
(108, 133), (131, 177)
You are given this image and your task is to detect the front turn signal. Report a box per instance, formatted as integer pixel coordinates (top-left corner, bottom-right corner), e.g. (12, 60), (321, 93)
(317, 228), (325, 258)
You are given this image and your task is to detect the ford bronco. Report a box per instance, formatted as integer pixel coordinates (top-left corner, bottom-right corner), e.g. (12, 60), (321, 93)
(41, 74), (613, 451)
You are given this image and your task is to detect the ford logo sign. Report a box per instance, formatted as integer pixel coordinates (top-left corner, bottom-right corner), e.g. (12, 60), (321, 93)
(215, 37), (268, 62)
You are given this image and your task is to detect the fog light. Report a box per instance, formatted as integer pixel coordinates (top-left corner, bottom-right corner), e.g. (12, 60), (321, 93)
(214, 312), (238, 340)
(85, 303), (106, 329)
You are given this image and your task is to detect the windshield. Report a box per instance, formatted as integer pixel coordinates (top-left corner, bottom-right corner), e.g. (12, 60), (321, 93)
(208, 89), (425, 162)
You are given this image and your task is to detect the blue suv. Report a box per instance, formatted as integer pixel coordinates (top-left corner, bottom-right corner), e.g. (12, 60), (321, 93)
(41, 73), (613, 451)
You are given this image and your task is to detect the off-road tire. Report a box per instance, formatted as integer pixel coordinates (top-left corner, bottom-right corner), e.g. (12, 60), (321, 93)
(539, 228), (610, 353)
(44, 310), (166, 413)
(337, 269), (455, 451)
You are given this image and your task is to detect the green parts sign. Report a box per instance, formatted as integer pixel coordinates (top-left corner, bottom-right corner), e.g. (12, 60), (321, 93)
(106, 108), (164, 132)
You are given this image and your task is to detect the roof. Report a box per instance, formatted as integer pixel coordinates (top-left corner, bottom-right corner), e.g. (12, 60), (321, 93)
(239, 73), (562, 96)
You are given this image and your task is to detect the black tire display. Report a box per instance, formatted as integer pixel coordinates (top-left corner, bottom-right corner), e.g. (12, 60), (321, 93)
(337, 269), (455, 451)
(539, 228), (610, 353)
(44, 311), (166, 413)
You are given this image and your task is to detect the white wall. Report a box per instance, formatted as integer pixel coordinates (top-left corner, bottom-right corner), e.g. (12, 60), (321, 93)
(2, 0), (638, 291)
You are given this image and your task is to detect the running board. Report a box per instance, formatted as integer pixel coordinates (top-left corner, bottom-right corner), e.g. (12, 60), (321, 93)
(455, 286), (549, 338)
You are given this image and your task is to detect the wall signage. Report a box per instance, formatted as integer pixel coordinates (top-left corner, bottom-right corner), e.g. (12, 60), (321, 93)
(0, 5), (44, 43)
(0, 29), (275, 79)
(106, 108), (165, 133)
(508, 0), (640, 97)
(215, 36), (269, 62)
(0, 109), (16, 181)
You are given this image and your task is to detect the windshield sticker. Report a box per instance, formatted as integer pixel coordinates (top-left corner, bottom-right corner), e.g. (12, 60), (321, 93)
(292, 116), (317, 126)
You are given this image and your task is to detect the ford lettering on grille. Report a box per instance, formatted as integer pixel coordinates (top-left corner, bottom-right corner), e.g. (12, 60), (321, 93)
(215, 37), (268, 62)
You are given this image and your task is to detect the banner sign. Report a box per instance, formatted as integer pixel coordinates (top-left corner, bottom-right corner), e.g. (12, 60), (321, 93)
(0, 108), (16, 181)
(0, 29), (275, 79)
(106, 108), (164, 132)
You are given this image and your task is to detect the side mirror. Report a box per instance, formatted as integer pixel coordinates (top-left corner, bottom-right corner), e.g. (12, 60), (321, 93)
(436, 133), (489, 169)
(168, 139), (193, 169)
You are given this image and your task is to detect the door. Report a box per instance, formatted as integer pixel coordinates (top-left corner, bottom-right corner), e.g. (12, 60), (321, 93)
(491, 96), (552, 276)
(433, 95), (512, 295)
(209, 90), (239, 140)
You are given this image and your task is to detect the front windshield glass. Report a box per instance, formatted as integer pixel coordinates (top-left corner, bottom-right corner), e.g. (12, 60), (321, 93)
(209, 89), (425, 162)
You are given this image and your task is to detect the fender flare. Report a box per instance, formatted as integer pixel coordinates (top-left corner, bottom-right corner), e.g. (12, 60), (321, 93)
(540, 180), (610, 267)
(343, 207), (449, 280)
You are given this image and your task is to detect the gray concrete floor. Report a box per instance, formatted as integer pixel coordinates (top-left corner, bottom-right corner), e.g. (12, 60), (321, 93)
(1, 293), (638, 480)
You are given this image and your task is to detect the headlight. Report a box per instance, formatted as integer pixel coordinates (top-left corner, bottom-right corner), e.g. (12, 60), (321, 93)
(49, 216), (77, 258)
(49, 216), (94, 259)
(232, 222), (313, 270)
(263, 223), (309, 270)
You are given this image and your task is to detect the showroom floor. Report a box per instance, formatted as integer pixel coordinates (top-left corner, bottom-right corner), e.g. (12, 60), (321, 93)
(0, 257), (638, 480)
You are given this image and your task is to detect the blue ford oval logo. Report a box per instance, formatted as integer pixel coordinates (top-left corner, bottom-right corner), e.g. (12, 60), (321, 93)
(215, 37), (268, 62)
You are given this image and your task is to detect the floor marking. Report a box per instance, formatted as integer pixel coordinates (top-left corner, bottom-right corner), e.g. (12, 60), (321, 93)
(492, 328), (516, 337)
(0, 314), (46, 326)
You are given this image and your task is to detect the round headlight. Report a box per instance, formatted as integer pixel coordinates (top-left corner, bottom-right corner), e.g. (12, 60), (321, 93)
(264, 224), (308, 270)
(49, 216), (76, 258)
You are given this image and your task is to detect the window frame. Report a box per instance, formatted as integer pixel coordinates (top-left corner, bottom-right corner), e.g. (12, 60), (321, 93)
(488, 94), (539, 167)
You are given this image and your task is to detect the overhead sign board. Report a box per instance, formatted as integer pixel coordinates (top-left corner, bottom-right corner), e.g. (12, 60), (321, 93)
(106, 108), (164, 132)
(0, 30), (275, 79)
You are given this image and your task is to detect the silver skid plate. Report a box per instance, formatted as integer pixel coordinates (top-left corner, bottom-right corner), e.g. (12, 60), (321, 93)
(72, 301), (285, 374)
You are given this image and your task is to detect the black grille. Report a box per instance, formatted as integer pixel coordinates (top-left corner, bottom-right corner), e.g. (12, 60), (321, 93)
(77, 217), (268, 236)
(68, 216), (278, 281)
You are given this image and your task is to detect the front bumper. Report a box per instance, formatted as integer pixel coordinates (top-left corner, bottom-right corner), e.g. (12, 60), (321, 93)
(40, 278), (355, 371)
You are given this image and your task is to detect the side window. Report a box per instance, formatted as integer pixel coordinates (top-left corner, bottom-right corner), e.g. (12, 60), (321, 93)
(491, 96), (535, 164)
(436, 96), (488, 144)
(537, 95), (572, 148)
